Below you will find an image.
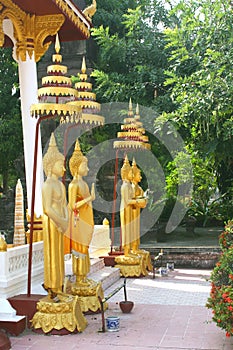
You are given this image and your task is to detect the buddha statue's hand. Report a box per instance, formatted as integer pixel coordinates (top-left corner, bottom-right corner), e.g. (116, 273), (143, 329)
(58, 217), (69, 233)
(136, 197), (147, 208)
(91, 183), (95, 201)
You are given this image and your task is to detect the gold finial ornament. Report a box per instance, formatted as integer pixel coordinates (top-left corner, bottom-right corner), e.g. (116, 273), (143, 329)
(55, 33), (60, 54)
(128, 98), (133, 117)
(81, 56), (86, 74)
(83, 0), (97, 22)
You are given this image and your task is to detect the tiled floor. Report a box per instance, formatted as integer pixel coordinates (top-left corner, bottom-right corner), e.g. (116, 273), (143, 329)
(9, 268), (233, 350)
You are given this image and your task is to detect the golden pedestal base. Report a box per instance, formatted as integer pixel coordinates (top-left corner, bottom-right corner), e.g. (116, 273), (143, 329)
(135, 249), (153, 272)
(66, 279), (107, 313)
(31, 294), (87, 334)
(115, 254), (147, 277)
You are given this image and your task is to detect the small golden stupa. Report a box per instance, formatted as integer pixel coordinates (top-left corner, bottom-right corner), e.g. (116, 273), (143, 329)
(30, 34), (82, 123)
(67, 56), (105, 126)
(113, 99), (151, 150)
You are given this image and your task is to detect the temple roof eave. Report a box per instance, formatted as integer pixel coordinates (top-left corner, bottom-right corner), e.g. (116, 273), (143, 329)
(2, 0), (91, 47)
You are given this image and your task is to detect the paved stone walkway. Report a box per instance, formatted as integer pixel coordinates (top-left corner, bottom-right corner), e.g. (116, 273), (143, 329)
(9, 268), (233, 350)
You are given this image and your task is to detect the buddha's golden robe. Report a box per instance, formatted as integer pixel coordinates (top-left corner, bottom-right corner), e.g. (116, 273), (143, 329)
(43, 215), (64, 291)
(132, 183), (145, 249)
(42, 179), (68, 292)
(64, 180), (94, 256)
(120, 180), (134, 248)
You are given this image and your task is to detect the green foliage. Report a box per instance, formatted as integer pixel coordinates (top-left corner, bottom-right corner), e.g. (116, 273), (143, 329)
(163, 0), (233, 197)
(0, 48), (23, 192)
(92, 0), (137, 36)
(91, 1), (171, 108)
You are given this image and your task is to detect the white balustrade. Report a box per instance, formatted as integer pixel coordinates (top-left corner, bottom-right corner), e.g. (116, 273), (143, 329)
(0, 225), (111, 299)
(0, 241), (44, 298)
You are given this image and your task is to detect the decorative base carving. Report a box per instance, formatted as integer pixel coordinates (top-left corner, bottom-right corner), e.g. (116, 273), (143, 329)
(115, 254), (147, 277)
(65, 278), (107, 313)
(31, 294), (87, 334)
(133, 249), (153, 272)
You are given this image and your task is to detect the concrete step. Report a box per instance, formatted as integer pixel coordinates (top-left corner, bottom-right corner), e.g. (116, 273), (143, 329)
(65, 256), (121, 291)
(65, 257), (105, 276)
(89, 266), (121, 291)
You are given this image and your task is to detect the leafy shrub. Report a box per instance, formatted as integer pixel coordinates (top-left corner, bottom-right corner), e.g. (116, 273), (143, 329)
(206, 221), (233, 337)
(219, 221), (233, 251)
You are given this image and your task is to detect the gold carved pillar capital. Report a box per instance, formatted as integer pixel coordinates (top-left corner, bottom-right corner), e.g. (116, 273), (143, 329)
(0, 0), (65, 62)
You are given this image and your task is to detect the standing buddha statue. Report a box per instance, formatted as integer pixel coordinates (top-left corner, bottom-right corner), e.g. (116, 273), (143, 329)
(31, 133), (87, 334)
(115, 155), (146, 277)
(119, 154), (135, 256)
(64, 139), (105, 313)
(64, 138), (95, 285)
(42, 133), (69, 299)
(131, 158), (152, 271)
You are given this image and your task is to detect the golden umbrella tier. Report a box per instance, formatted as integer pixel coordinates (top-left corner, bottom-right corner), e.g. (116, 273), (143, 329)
(76, 91), (96, 100)
(38, 87), (79, 98)
(42, 76), (72, 86)
(75, 82), (92, 90)
(61, 112), (104, 125)
(47, 64), (68, 75)
(52, 53), (63, 63)
(30, 103), (82, 119)
(67, 100), (101, 111)
(117, 132), (149, 143)
(113, 140), (151, 150)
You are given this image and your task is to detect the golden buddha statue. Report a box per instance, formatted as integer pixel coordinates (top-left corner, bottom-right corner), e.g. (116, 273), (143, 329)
(115, 155), (147, 277)
(64, 139), (105, 313)
(131, 158), (147, 253)
(120, 154), (135, 256)
(41, 133), (69, 299)
(131, 158), (152, 271)
(64, 139), (95, 285)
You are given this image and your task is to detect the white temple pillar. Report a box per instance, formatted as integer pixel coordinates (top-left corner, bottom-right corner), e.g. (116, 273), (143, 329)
(3, 19), (43, 217)
(17, 57), (43, 217)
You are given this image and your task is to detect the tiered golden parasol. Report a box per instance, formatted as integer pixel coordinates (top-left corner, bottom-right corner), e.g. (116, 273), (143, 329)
(113, 98), (151, 151)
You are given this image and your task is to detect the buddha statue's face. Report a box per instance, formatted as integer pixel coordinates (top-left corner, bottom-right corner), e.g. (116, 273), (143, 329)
(52, 160), (65, 178)
(78, 158), (89, 177)
(127, 169), (133, 182)
(133, 170), (142, 183)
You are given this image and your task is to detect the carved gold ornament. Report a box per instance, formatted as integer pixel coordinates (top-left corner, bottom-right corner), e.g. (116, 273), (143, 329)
(0, 0), (65, 62)
(0, 0), (91, 62)
(31, 294), (87, 333)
